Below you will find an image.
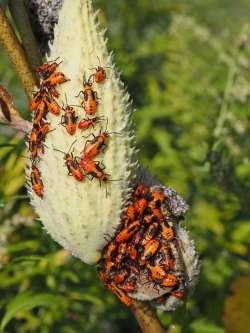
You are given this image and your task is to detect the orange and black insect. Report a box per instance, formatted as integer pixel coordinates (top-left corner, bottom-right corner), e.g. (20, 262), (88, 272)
(134, 198), (148, 217)
(118, 279), (137, 294)
(60, 105), (78, 135)
(36, 58), (62, 79)
(138, 239), (160, 264)
(28, 126), (45, 159)
(115, 243), (127, 266)
(161, 223), (175, 241)
(42, 71), (69, 98)
(44, 94), (61, 116)
(160, 273), (178, 288)
(78, 116), (103, 131)
(115, 220), (141, 243)
(132, 224), (147, 245)
(146, 261), (167, 281)
(140, 222), (159, 246)
(126, 203), (137, 221)
(89, 57), (111, 84)
(113, 269), (129, 284)
(158, 244), (174, 270)
(82, 129), (110, 159)
(107, 284), (133, 307)
(30, 163), (44, 198)
(134, 183), (150, 199)
(29, 89), (47, 112)
(79, 158), (109, 183)
(76, 77), (99, 116)
(151, 190), (165, 208)
(104, 241), (117, 261)
(54, 141), (85, 182)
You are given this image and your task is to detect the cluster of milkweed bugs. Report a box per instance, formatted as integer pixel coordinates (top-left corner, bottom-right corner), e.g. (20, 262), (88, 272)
(97, 184), (185, 307)
(28, 58), (69, 197)
(54, 57), (115, 190)
(28, 56), (113, 197)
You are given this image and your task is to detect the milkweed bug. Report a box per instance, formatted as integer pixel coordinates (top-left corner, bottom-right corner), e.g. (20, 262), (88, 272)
(113, 269), (129, 284)
(33, 100), (48, 125)
(161, 223), (175, 241)
(60, 105), (78, 135)
(107, 284), (133, 307)
(146, 261), (167, 280)
(158, 244), (174, 270)
(134, 183), (150, 199)
(134, 198), (148, 217)
(140, 222), (159, 246)
(139, 239), (160, 264)
(29, 89), (46, 112)
(115, 220), (141, 243)
(28, 126), (45, 159)
(54, 140), (85, 182)
(151, 191), (165, 208)
(89, 57), (111, 84)
(104, 241), (117, 261)
(44, 94), (61, 116)
(76, 77), (98, 116)
(79, 158), (109, 183)
(78, 116), (103, 131)
(126, 203), (137, 221)
(36, 58), (62, 79)
(30, 163), (44, 198)
(42, 71), (69, 98)
(171, 289), (184, 298)
(115, 243), (127, 265)
(132, 224), (147, 245)
(160, 273), (178, 288)
(118, 279), (137, 294)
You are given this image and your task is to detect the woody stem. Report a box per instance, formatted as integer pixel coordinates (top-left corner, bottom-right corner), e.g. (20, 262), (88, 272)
(0, 6), (37, 99)
(131, 301), (166, 333)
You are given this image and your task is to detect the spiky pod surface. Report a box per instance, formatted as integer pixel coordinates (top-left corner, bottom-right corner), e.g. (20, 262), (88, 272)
(27, 0), (137, 264)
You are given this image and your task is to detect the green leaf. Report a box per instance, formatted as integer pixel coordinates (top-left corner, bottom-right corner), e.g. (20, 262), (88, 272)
(0, 292), (63, 330)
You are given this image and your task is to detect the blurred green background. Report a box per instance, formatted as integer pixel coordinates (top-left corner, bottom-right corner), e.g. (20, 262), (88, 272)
(0, 0), (250, 332)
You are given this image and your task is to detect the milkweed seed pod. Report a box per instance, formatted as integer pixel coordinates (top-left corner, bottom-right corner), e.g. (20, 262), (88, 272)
(26, 0), (199, 308)
(27, 0), (137, 264)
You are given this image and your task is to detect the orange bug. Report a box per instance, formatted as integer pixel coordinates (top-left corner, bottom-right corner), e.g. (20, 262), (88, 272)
(161, 223), (175, 241)
(89, 57), (111, 84)
(78, 116), (103, 130)
(29, 89), (47, 112)
(160, 273), (178, 288)
(151, 191), (165, 207)
(33, 100), (48, 125)
(159, 244), (174, 270)
(146, 261), (167, 280)
(140, 222), (159, 246)
(126, 203), (137, 221)
(82, 129), (110, 159)
(115, 220), (141, 243)
(104, 241), (117, 261)
(44, 94), (61, 116)
(105, 260), (116, 274)
(28, 127), (45, 159)
(132, 224), (147, 245)
(148, 206), (164, 222)
(60, 105), (78, 135)
(143, 214), (158, 225)
(36, 58), (62, 79)
(54, 141), (85, 182)
(115, 243), (127, 265)
(76, 78), (98, 116)
(30, 163), (44, 198)
(118, 279), (137, 294)
(139, 239), (160, 264)
(107, 284), (133, 307)
(134, 183), (150, 198)
(171, 290), (184, 298)
(42, 71), (69, 98)
(128, 245), (138, 260)
(113, 269), (129, 284)
(79, 158), (109, 183)
(134, 198), (148, 217)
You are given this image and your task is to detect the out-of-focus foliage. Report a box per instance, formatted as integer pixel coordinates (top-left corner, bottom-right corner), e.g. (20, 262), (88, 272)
(223, 273), (250, 333)
(0, 0), (250, 332)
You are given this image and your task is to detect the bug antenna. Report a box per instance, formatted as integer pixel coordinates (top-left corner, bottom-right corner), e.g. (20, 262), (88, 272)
(65, 93), (68, 106)
(53, 147), (65, 155)
(68, 139), (77, 154)
(75, 91), (84, 98)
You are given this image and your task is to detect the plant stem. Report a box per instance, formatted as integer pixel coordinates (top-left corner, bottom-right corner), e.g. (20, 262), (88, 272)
(8, 0), (42, 72)
(0, 7), (37, 99)
(131, 301), (166, 333)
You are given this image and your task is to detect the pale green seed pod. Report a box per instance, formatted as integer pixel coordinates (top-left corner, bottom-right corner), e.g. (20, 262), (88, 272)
(28, 0), (137, 264)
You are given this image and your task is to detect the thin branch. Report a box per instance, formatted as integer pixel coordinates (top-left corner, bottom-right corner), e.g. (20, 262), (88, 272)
(8, 0), (42, 72)
(0, 7), (37, 99)
(131, 301), (166, 333)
